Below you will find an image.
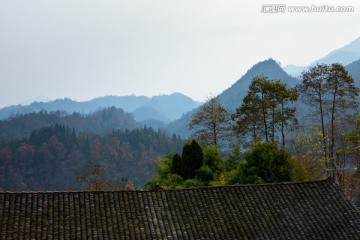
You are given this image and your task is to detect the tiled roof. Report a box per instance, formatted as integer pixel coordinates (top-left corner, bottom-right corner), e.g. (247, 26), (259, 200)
(1, 178), (359, 239)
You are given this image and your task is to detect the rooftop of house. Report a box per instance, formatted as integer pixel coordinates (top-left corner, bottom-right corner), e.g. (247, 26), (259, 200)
(1, 178), (360, 239)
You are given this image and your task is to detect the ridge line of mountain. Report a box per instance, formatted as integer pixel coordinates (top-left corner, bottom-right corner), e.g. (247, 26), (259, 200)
(283, 36), (360, 76)
(0, 92), (203, 125)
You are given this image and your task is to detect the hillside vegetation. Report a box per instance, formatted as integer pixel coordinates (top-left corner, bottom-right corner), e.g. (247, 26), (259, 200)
(0, 107), (139, 141)
(0, 124), (182, 190)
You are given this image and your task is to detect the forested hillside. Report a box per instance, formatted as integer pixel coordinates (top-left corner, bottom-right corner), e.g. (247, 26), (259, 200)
(0, 124), (183, 190)
(0, 107), (139, 141)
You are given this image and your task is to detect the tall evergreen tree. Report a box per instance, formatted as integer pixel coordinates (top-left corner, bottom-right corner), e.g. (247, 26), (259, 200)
(233, 76), (298, 147)
(171, 153), (184, 176)
(181, 140), (204, 180)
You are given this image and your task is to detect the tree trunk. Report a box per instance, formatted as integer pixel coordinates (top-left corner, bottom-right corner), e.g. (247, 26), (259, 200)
(213, 124), (217, 146)
(272, 106), (275, 142)
(330, 87), (337, 178)
(281, 103), (285, 147)
(261, 93), (269, 142)
(319, 93), (327, 163)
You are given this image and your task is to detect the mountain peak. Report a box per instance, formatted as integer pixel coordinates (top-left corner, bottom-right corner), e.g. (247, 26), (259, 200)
(245, 58), (283, 76)
(231, 58), (293, 87)
(218, 59), (298, 110)
(166, 58), (299, 137)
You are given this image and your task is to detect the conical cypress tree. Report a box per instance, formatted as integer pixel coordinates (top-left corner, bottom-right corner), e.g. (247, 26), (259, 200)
(181, 140), (204, 179)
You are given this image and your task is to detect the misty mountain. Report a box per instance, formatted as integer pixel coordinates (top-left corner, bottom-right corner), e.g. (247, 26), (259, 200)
(133, 105), (169, 123)
(346, 58), (360, 86)
(346, 58), (360, 104)
(0, 93), (202, 125)
(284, 37), (360, 76)
(0, 107), (139, 141)
(165, 109), (196, 139)
(133, 93), (202, 124)
(166, 59), (299, 138)
(139, 119), (166, 129)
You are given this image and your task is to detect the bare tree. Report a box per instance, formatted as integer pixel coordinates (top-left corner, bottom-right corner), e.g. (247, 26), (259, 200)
(189, 95), (231, 147)
(297, 63), (359, 178)
(297, 64), (329, 161)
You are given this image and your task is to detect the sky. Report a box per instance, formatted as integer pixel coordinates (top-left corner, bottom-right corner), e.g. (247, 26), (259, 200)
(0, 0), (359, 108)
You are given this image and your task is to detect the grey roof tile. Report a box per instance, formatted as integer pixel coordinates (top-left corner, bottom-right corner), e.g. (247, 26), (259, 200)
(1, 178), (360, 239)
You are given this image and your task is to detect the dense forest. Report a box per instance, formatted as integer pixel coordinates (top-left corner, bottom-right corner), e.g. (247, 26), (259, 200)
(0, 124), (182, 190)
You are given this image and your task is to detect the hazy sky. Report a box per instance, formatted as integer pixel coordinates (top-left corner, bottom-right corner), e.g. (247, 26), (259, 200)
(0, 0), (359, 107)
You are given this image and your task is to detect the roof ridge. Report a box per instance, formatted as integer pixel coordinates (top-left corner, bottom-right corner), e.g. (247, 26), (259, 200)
(0, 178), (333, 194)
(156, 177), (334, 192)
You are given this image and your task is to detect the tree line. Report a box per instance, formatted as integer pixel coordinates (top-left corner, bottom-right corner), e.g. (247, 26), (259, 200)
(145, 140), (295, 189)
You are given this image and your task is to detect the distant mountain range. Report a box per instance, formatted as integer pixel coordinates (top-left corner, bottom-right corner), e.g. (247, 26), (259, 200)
(0, 92), (202, 125)
(2, 37), (360, 141)
(284, 37), (360, 76)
